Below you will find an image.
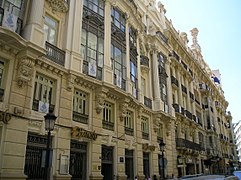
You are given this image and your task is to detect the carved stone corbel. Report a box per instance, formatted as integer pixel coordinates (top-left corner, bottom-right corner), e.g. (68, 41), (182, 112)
(137, 107), (143, 119)
(17, 57), (35, 87)
(153, 114), (161, 132)
(119, 98), (130, 121)
(66, 74), (75, 91)
(165, 120), (172, 136)
(95, 87), (108, 114)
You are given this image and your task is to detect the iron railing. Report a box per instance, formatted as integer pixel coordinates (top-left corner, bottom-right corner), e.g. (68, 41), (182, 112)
(45, 41), (65, 66)
(176, 138), (203, 151)
(144, 96), (152, 109)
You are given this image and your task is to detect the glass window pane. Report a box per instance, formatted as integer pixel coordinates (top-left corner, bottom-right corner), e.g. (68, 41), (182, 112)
(98, 54), (103, 67)
(98, 38), (104, 53)
(115, 48), (121, 63)
(88, 32), (97, 50)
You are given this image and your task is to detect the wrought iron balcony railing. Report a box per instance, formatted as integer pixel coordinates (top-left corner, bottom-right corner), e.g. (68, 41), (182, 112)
(72, 111), (88, 124)
(144, 96), (152, 109)
(45, 41), (65, 66)
(140, 55), (149, 67)
(176, 138), (203, 151)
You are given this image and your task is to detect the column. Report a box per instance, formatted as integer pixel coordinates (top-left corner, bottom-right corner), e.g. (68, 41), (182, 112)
(191, 81), (196, 115)
(125, 20), (131, 94)
(22, 0), (45, 47)
(152, 49), (163, 111)
(186, 79), (191, 112)
(65, 0), (82, 70)
(165, 59), (174, 116)
(177, 70), (183, 107)
(136, 31), (141, 102)
(103, 0), (113, 83)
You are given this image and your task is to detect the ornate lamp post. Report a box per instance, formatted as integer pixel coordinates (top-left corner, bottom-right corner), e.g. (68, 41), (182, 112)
(159, 140), (166, 180)
(44, 110), (57, 180)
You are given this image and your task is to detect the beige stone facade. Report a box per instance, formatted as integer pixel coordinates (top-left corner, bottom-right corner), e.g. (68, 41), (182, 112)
(0, 0), (236, 180)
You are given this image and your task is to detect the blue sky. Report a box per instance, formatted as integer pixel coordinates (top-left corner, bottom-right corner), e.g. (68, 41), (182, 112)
(161, 0), (241, 123)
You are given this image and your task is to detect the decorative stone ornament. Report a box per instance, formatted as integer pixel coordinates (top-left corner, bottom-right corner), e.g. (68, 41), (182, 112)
(0, 110), (12, 124)
(119, 98), (130, 121)
(95, 87), (108, 114)
(17, 57), (35, 87)
(47, 0), (69, 13)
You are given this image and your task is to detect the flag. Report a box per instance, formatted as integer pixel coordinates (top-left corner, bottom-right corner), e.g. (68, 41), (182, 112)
(2, 10), (18, 32)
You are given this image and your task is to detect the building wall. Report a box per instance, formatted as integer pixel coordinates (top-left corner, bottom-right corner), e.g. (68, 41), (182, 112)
(0, 0), (236, 179)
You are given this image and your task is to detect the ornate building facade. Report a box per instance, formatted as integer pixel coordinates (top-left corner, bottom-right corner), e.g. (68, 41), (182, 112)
(0, 0), (236, 179)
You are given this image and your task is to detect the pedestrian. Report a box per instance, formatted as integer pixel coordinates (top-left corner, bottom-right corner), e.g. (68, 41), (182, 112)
(134, 176), (138, 180)
(153, 175), (158, 180)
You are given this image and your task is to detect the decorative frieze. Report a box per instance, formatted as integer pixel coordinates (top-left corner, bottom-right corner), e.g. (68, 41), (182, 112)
(47, 0), (69, 13)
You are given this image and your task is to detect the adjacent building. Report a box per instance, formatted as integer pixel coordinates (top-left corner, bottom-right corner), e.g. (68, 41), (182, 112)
(234, 121), (241, 163)
(0, 0), (236, 179)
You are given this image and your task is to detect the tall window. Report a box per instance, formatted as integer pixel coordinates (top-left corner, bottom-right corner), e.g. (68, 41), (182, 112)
(102, 102), (114, 130)
(141, 116), (149, 140)
(124, 111), (133, 136)
(83, 0), (104, 16)
(111, 7), (126, 90)
(73, 89), (89, 124)
(111, 7), (126, 32)
(157, 124), (164, 141)
(111, 44), (126, 90)
(1, 0), (26, 33)
(44, 15), (58, 45)
(129, 27), (138, 98)
(82, 0), (104, 80)
(33, 74), (55, 113)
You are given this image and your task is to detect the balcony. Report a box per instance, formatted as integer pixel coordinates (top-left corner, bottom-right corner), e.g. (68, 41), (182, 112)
(181, 84), (187, 94)
(185, 110), (192, 120)
(176, 138), (202, 151)
(199, 83), (211, 94)
(0, 7), (23, 35)
(45, 41), (65, 66)
(181, 60), (188, 70)
(195, 98), (200, 105)
(172, 51), (180, 62)
(72, 111), (88, 124)
(102, 121), (114, 131)
(142, 132), (149, 140)
(156, 31), (168, 44)
(125, 127), (134, 136)
(171, 75), (179, 87)
(144, 96), (152, 109)
(189, 92), (194, 100)
(140, 55), (149, 67)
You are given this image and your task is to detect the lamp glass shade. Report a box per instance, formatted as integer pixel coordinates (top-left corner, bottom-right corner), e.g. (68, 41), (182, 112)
(44, 112), (57, 131)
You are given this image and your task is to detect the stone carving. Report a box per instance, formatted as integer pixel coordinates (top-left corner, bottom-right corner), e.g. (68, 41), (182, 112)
(66, 74), (75, 91)
(95, 87), (108, 114)
(0, 110), (11, 124)
(153, 114), (161, 132)
(180, 32), (189, 47)
(47, 0), (69, 13)
(190, 28), (201, 52)
(137, 107), (143, 119)
(17, 57), (35, 87)
(119, 98), (130, 121)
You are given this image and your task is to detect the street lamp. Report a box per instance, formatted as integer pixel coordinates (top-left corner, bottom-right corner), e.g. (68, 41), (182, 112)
(159, 140), (166, 180)
(44, 110), (57, 180)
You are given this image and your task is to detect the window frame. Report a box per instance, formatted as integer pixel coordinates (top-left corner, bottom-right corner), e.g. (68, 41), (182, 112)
(44, 14), (59, 45)
(72, 89), (89, 124)
(32, 73), (55, 112)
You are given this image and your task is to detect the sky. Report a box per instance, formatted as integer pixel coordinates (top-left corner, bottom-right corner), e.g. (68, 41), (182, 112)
(161, 0), (241, 123)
